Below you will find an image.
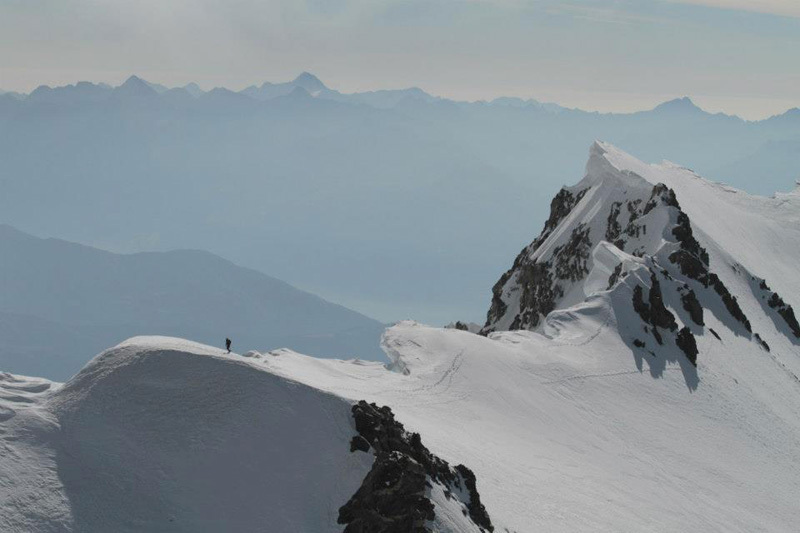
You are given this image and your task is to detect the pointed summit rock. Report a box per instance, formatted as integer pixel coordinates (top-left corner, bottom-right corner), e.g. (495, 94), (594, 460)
(292, 72), (326, 93)
(113, 75), (159, 100)
(652, 96), (704, 115)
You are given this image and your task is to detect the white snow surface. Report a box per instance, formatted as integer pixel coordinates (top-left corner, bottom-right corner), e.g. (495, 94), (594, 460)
(2, 143), (800, 532)
(2, 338), (374, 532)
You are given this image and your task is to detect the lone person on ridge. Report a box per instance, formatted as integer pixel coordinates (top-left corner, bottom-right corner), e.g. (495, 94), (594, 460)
(225, 337), (232, 353)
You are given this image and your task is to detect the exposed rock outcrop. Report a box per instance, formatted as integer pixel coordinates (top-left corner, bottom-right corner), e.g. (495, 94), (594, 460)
(758, 279), (800, 338)
(340, 401), (493, 533)
(632, 272), (678, 345)
(484, 187), (587, 333)
(676, 327), (698, 366)
(680, 287), (704, 326)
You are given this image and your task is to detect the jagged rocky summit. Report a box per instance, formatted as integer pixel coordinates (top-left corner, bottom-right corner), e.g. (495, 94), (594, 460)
(483, 141), (799, 372)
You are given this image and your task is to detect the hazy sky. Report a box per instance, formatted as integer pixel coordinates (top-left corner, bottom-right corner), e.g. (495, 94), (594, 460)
(1, 0), (798, 119)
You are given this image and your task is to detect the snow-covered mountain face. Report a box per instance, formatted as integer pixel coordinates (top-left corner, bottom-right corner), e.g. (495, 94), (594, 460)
(485, 141), (800, 386)
(2, 143), (799, 532)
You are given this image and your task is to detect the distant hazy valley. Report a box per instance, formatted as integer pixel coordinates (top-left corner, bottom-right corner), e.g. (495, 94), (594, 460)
(2, 73), (799, 325)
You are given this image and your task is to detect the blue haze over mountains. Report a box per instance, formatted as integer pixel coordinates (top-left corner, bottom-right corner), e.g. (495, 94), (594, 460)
(0, 225), (385, 380)
(1, 72), (798, 325)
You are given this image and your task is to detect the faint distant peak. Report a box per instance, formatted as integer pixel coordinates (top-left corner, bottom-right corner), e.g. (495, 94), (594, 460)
(292, 72), (326, 93)
(763, 107), (800, 123)
(114, 75), (159, 99)
(182, 82), (204, 97)
(120, 75), (147, 87)
(652, 96), (704, 114)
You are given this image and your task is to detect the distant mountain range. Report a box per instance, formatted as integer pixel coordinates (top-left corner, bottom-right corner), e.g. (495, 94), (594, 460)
(0, 225), (385, 380)
(0, 73), (798, 323)
(5, 72), (798, 119)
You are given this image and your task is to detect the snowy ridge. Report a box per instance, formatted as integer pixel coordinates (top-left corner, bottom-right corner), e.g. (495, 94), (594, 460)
(484, 141), (800, 380)
(1, 337), (493, 532)
(4, 337), (375, 532)
(2, 143), (800, 531)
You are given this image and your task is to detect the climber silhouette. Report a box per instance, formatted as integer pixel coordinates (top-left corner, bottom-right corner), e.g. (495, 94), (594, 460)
(225, 338), (232, 353)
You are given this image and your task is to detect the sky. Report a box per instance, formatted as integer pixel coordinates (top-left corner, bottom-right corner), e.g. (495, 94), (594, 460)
(0, 0), (798, 119)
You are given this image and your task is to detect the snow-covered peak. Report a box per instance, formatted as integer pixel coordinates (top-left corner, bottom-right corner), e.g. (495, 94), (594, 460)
(182, 82), (203, 97)
(582, 140), (653, 189)
(484, 141), (800, 379)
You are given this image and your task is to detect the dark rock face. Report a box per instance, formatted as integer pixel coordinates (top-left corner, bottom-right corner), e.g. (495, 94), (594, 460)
(483, 188), (587, 333)
(669, 249), (708, 280)
(606, 199), (645, 251)
(660, 183), (710, 281)
(606, 202), (623, 244)
(659, 186), (751, 333)
(643, 183), (679, 215)
(680, 288), (704, 326)
(632, 272), (678, 346)
(754, 333), (771, 352)
(706, 273), (751, 333)
(647, 274), (678, 332)
(454, 464), (492, 530)
(624, 199), (643, 238)
(607, 264), (624, 290)
(671, 212), (710, 266)
(554, 224), (592, 282)
(769, 293), (800, 338)
(508, 262), (563, 330)
(486, 270), (513, 330)
(676, 327), (698, 366)
(339, 451), (434, 533)
(340, 401), (493, 533)
(542, 188), (588, 242)
(350, 435), (371, 453)
(758, 280), (800, 338)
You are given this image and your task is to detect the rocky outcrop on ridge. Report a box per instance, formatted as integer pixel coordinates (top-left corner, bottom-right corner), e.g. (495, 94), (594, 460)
(339, 401), (493, 533)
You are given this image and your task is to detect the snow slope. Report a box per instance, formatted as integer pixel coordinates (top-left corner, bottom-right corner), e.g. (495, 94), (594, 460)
(2, 338), (374, 532)
(2, 143), (799, 532)
(1, 338), (487, 532)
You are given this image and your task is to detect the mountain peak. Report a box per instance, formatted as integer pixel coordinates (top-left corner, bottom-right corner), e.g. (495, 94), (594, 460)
(653, 96), (703, 114)
(115, 75), (158, 98)
(121, 75), (147, 87)
(182, 82), (203, 97)
(292, 72), (326, 93)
